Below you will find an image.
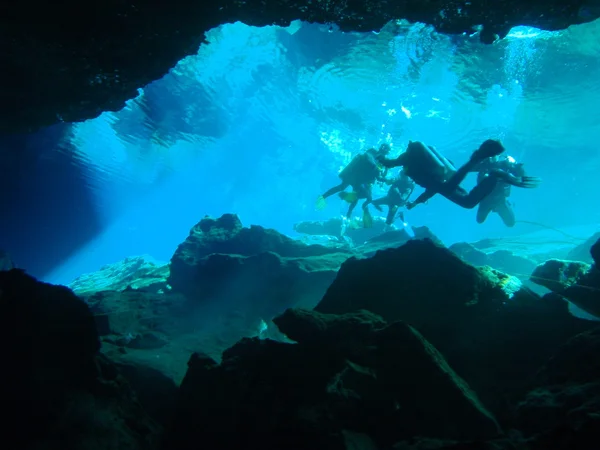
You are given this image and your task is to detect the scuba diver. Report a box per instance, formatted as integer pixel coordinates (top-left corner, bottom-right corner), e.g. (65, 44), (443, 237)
(316, 144), (391, 227)
(376, 139), (540, 210)
(472, 154), (526, 227)
(365, 169), (416, 227)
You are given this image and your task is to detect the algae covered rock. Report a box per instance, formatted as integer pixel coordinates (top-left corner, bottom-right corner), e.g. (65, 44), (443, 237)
(531, 254), (600, 319)
(69, 254), (170, 296)
(164, 308), (500, 450)
(168, 214), (352, 315)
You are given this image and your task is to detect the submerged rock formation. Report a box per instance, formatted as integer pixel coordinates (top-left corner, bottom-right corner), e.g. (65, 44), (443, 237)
(314, 239), (596, 418)
(0, 269), (159, 449)
(450, 241), (538, 276)
(5, 218), (600, 449)
(3, 1), (598, 133)
(168, 214), (351, 315)
(164, 309), (501, 450)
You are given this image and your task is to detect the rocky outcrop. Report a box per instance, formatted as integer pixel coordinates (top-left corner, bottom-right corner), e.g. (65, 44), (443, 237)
(164, 308), (500, 450)
(450, 241), (538, 276)
(168, 214), (352, 315)
(314, 239), (596, 418)
(3, 1), (598, 134)
(69, 255), (170, 296)
(530, 237), (600, 319)
(0, 269), (159, 449)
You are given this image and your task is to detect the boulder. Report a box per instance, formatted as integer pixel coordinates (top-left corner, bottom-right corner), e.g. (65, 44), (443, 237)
(168, 214), (352, 315)
(0, 269), (159, 449)
(314, 239), (596, 418)
(515, 326), (600, 449)
(164, 308), (500, 450)
(531, 258), (600, 319)
(591, 238), (600, 267)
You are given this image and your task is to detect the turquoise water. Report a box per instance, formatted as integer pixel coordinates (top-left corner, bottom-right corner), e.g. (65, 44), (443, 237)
(6, 19), (600, 284)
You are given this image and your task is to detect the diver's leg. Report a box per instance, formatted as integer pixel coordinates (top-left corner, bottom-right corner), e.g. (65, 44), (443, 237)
(386, 205), (399, 225)
(496, 200), (516, 227)
(443, 142), (507, 191)
(441, 170), (539, 209)
(443, 156), (486, 191)
(440, 175), (498, 209)
(371, 196), (388, 212)
(322, 181), (349, 199)
(408, 189), (437, 209)
(476, 202), (492, 224)
(346, 199), (359, 217)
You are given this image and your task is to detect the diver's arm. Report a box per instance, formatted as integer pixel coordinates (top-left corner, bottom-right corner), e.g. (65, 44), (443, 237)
(379, 153), (407, 169)
(510, 162), (526, 177)
(401, 185), (415, 203)
(407, 189), (435, 209)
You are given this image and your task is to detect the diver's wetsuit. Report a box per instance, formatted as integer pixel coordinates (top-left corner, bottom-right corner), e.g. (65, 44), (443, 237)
(378, 140), (539, 210)
(473, 156), (526, 227)
(369, 171), (415, 225)
(320, 146), (389, 214)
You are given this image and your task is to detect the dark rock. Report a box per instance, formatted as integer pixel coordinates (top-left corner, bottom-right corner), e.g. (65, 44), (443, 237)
(515, 326), (600, 449)
(0, 269), (159, 449)
(591, 238), (600, 267)
(531, 258), (600, 319)
(168, 214), (351, 314)
(164, 308), (500, 450)
(314, 239), (596, 419)
(3, 1), (598, 133)
(566, 232), (600, 264)
(113, 360), (178, 426)
(82, 289), (187, 337)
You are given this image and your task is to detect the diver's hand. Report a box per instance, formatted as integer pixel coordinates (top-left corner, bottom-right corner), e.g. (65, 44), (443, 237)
(517, 176), (541, 188)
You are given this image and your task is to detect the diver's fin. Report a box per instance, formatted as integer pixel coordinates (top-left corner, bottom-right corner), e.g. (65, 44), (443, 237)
(339, 191), (358, 203)
(472, 140), (506, 161)
(316, 195), (327, 211)
(363, 210), (373, 228)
